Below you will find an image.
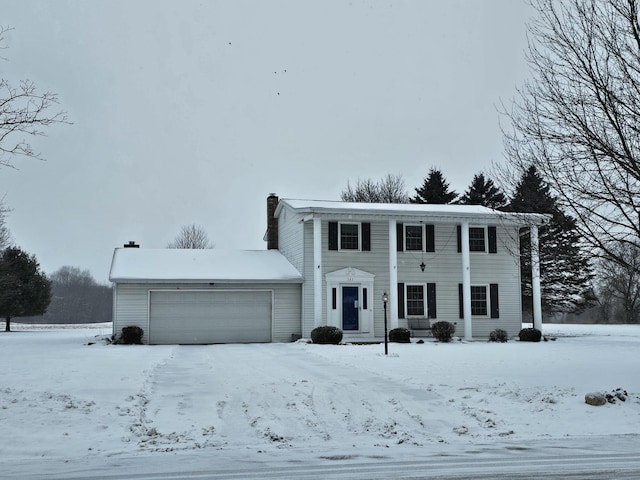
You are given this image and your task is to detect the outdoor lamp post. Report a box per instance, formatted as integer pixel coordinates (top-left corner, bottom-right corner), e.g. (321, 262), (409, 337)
(383, 291), (388, 355)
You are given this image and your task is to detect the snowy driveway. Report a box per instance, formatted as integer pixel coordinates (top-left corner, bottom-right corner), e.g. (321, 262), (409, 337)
(131, 342), (448, 452)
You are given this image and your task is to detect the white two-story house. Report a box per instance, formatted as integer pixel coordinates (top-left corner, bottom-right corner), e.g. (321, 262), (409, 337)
(268, 195), (548, 341)
(109, 194), (547, 344)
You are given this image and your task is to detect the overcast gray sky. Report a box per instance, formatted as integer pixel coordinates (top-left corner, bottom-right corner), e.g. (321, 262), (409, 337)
(1, 0), (533, 283)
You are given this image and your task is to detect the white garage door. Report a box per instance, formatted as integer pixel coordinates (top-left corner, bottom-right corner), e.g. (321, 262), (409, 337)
(149, 290), (272, 344)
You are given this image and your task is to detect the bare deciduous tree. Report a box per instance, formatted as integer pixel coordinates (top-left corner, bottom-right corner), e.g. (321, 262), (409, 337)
(0, 198), (11, 249)
(501, 0), (640, 272)
(597, 244), (640, 323)
(341, 174), (409, 203)
(1, 25), (68, 168)
(167, 224), (215, 249)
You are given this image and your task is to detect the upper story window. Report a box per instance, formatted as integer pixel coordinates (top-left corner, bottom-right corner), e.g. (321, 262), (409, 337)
(469, 227), (486, 252)
(405, 225), (423, 251)
(339, 222), (360, 250)
(397, 223), (435, 252)
(328, 222), (371, 251)
(457, 225), (497, 254)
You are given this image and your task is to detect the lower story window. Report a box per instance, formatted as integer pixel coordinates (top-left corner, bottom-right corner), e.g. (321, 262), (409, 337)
(471, 286), (488, 316)
(406, 284), (425, 316)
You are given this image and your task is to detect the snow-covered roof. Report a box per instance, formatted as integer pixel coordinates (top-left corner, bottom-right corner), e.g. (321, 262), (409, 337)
(109, 248), (303, 283)
(275, 198), (550, 225)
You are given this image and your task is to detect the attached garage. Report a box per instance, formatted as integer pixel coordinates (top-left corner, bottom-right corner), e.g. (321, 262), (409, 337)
(148, 290), (273, 344)
(109, 248), (303, 344)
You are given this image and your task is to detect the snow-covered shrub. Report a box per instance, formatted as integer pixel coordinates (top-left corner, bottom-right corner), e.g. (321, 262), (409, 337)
(431, 321), (455, 342)
(518, 327), (542, 342)
(389, 327), (411, 343)
(489, 329), (508, 342)
(120, 326), (144, 344)
(310, 326), (343, 344)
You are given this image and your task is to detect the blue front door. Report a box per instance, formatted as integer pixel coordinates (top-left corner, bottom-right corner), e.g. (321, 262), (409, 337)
(342, 286), (359, 331)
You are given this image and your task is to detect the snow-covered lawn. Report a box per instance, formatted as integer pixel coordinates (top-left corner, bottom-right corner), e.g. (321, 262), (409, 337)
(1, 322), (639, 477)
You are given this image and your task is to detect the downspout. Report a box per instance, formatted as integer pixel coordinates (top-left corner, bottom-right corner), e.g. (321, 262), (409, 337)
(461, 221), (472, 340)
(313, 217), (323, 327)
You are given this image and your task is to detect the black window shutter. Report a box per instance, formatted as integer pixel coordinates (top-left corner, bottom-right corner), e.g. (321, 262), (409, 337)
(427, 283), (437, 318)
(396, 222), (404, 252)
(363, 288), (368, 310)
(332, 288), (337, 310)
(457, 225), (462, 253)
(397, 283), (405, 318)
(488, 226), (497, 253)
(490, 284), (499, 318)
(458, 283), (464, 318)
(362, 223), (371, 251)
(328, 222), (338, 250)
(425, 224), (435, 252)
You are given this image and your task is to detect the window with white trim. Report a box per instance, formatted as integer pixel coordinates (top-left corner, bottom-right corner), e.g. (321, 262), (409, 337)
(406, 284), (425, 317)
(471, 285), (488, 316)
(339, 222), (360, 251)
(405, 224), (423, 251)
(469, 227), (486, 252)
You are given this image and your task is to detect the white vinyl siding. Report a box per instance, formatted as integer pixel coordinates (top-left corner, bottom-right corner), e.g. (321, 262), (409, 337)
(397, 223), (522, 338)
(301, 220), (390, 338)
(293, 211), (524, 339)
(277, 209), (304, 273)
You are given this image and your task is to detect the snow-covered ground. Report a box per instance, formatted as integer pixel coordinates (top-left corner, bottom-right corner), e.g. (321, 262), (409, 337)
(1, 322), (639, 479)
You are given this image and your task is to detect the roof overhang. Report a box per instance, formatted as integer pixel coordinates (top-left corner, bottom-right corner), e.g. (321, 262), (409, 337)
(275, 199), (551, 226)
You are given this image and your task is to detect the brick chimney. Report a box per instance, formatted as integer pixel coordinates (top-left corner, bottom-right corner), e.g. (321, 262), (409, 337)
(266, 193), (279, 250)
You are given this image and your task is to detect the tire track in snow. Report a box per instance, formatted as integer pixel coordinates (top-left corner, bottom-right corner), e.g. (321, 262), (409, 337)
(124, 346), (223, 451)
(205, 344), (449, 450)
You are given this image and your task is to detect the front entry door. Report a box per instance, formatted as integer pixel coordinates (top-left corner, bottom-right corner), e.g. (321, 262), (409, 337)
(342, 286), (359, 331)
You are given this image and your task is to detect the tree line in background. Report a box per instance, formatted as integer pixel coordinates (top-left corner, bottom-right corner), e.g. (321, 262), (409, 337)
(19, 266), (112, 325)
(0, 257), (112, 329)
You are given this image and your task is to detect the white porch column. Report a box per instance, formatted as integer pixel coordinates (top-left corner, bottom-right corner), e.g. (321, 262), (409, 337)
(530, 224), (543, 331)
(461, 221), (472, 340)
(388, 219), (399, 329)
(313, 217), (323, 327)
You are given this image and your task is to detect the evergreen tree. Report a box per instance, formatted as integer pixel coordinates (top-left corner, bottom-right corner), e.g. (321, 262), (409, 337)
(0, 247), (52, 332)
(411, 168), (458, 204)
(458, 173), (507, 210)
(508, 166), (593, 316)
